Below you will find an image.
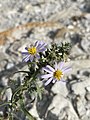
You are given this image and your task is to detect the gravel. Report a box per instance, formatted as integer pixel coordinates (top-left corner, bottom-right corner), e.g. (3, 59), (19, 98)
(0, 0), (90, 120)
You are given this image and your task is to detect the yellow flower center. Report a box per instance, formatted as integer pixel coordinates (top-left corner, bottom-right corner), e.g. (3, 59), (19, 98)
(28, 47), (37, 55)
(54, 70), (63, 80)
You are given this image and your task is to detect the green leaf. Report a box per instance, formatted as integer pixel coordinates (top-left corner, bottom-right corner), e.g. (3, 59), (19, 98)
(36, 84), (43, 100)
(19, 99), (36, 120)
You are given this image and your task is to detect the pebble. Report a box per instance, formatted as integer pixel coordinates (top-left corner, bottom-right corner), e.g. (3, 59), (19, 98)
(85, 93), (90, 101)
(6, 62), (14, 69)
(85, 86), (90, 92)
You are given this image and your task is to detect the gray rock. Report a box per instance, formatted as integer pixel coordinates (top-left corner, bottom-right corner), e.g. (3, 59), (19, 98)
(76, 97), (86, 118)
(0, 60), (7, 71)
(71, 81), (86, 95)
(81, 39), (90, 54)
(85, 86), (90, 92)
(5, 88), (12, 101)
(46, 94), (79, 120)
(51, 82), (68, 97)
(6, 62), (14, 69)
(85, 92), (90, 101)
(80, 2), (90, 13)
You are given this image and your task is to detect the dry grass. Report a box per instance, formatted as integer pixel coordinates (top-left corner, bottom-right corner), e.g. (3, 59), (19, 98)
(0, 13), (87, 45)
(0, 21), (60, 45)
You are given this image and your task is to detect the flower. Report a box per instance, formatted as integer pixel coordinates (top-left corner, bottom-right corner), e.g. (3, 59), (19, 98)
(41, 62), (71, 86)
(22, 41), (47, 62)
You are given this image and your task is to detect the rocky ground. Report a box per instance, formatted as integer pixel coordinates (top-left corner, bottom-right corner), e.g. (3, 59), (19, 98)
(0, 0), (90, 120)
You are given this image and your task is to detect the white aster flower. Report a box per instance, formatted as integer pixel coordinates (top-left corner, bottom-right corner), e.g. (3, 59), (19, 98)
(41, 62), (71, 86)
(22, 41), (47, 62)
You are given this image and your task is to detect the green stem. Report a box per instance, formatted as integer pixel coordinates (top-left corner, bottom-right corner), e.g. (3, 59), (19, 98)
(0, 101), (10, 107)
(13, 71), (30, 74)
(9, 113), (13, 120)
(21, 107), (36, 120)
(19, 98), (36, 120)
(11, 86), (27, 103)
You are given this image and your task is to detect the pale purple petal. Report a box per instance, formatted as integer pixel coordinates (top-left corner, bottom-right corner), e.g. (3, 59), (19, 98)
(45, 77), (53, 86)
(62, 67), (72, 73)
(29, 56), (34, 62)
(25, 47), (28, 51)
(46, 65), (55, 72)
(58, 79), (66, 84)
(59, 78), (66, 82)
(36, 41), (43, 48)
(38, 48), (46, 52)
(22, 52), (29, 55)
(39, 45), (46, 50)
(43, 67), (53, 74)
(36, 43), (42, 49)
(54, 62), (58, 70)
(41, 74), (53, 79)
(35, 41), (39, 47)
(37, 42), (46, 50)
(59, 62), (64, 69)
(35, 54), (40, 59)
(23, 55), (30, 62)
(35, 41), (47, 53)
(39, 43), (46, 48)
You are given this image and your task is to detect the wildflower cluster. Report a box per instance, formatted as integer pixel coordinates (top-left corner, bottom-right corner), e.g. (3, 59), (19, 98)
(0, 41), (71, 120)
